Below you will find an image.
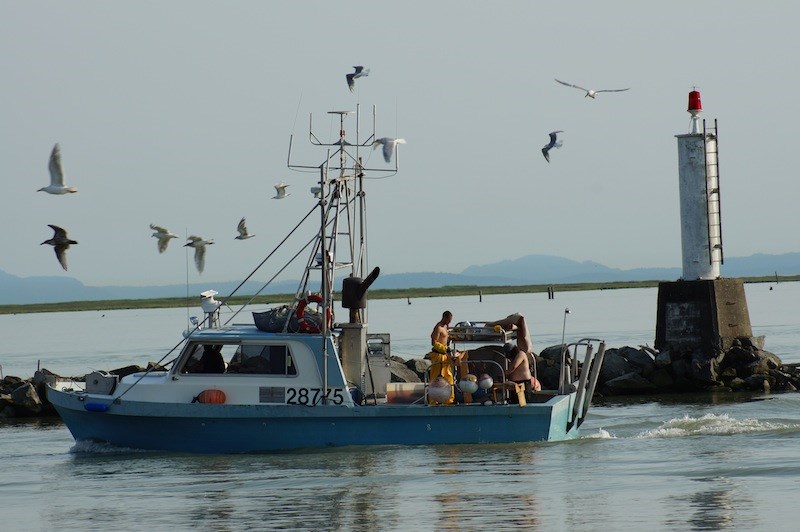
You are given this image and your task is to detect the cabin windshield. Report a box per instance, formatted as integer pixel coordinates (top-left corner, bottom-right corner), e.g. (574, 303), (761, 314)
(179, 342), (297, 376)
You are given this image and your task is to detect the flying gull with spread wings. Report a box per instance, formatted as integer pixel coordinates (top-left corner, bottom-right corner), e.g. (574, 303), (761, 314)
(235, 217), (255, 240)
(555, 78), (630, 99)
(346, 66), (370, 92)
(372, 137), (406, 163)
(38, 144), (77, 194)
(41, 224), (78, 270)
(273, 181), (290, 199)
(542, 131), (563, 163)
(184, 235), (214, 274)
(150, 224), (178, 253)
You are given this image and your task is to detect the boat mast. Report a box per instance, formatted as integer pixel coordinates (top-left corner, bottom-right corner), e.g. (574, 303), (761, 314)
(287, 104), (397, 401)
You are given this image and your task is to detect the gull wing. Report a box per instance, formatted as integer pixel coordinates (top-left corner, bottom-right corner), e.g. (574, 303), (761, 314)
(382, 141), (395, 163)
(346, 73), (355, 92)
(54, 245), (69, 270)
(555, 79), (588, 92)
(48, 224), (68, 239)
(194, 246), (206, 274)
(48, 144), (64, 186)
(595, 87), (630, 93)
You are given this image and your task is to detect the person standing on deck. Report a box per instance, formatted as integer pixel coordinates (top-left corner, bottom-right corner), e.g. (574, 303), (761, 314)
(427, 310), (464, 404)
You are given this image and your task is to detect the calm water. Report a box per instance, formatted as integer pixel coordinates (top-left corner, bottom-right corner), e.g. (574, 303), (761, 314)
(2, 283), (799, 531)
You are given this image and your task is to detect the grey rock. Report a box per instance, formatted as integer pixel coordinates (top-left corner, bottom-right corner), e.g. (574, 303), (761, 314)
(620, 346), (655, 377)
(599, 349), (630, 382)
(655, 350), (672, 368)
(389, 360), (421, 383)
(603, 372), (658, 395)
(10, 382), (43, 414)
(404, 358), (431, 377)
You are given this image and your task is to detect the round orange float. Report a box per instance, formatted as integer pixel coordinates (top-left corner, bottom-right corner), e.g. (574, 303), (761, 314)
(195, 389), (226, 404)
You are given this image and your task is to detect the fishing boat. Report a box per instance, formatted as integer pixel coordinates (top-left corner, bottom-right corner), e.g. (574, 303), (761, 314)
(47, 106), (606, 453)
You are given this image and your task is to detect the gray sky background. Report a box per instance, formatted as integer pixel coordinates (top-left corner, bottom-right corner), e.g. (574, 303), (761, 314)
(1, 1), (796, 287)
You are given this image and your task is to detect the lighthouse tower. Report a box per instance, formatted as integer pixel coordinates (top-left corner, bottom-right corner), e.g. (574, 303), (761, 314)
(655, 90), (753, 355)
(676, 90), (722, 280)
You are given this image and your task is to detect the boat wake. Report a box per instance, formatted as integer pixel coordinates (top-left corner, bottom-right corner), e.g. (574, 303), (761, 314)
(636, 413), (799, 438)
(580, 428), (616, 439)
(70, 440), (149, 454)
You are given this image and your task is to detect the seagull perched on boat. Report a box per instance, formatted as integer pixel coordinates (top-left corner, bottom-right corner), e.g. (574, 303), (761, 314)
(372, 137), (406, 163)
(273, 181), (290, 199)
(150, 224), (178, 253)
(346, 66), (370, 92)
(184, 236), (214, 274)
(38, 144), (77, 194)
(235, 217), (255, 240)
(541, 131), (563, 163)
(554, 78), (630, 99)
(41, 224), (77, 271)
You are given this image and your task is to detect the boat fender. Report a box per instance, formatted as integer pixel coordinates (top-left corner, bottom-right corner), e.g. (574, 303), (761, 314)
(192, 389), (227, 404)
(84, 402), (110, 412)
(295, 294), (332, 333)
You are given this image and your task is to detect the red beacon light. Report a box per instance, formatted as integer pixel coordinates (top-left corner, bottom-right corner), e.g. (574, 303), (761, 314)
(687, 89), (702, 133)
(688, 90), (702, 116)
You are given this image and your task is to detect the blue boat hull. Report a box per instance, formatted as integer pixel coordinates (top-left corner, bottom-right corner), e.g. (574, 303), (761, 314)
(49, 390), (579, 453)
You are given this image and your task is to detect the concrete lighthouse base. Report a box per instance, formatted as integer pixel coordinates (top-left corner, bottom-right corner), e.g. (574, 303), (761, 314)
(655, 278), (753, 352)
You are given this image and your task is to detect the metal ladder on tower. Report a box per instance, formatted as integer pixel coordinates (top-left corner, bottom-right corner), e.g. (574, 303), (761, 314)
(703, 119), (724, 265)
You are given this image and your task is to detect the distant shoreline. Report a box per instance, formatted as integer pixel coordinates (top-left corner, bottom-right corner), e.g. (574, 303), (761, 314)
(1, 276), (794, 315)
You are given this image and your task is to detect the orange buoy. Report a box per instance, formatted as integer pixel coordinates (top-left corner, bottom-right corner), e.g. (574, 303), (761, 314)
(196, 389), (226, 404)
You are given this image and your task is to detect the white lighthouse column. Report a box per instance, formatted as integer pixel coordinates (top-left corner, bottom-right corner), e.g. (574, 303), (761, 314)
(676, 132), (720, 280)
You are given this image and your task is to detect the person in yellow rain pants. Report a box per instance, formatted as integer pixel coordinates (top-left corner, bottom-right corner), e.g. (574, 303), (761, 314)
(426, 341), (464, 404)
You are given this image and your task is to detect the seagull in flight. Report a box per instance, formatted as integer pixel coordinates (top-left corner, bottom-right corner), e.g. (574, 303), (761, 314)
(273, 181), (290, 199)
(184, 236), (214, 274)
(38, 144), (77, 194)
(150, 224), (178, 253)
(346, 66), (370, 92)
(372, 137), (406, 163)
(235, 217), (255, 240)
(41, 224), (77, 270)
(555, 78), (630, 99)
(542, 131), (563, 163)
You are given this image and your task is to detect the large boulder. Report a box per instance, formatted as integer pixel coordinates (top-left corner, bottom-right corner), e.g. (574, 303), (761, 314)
(599, 349), (630, 382)
(619, 347), (655, 377)
(10, 382), (43, 415)
(603, 372), (658, 395)
(389, 360), (421, 383)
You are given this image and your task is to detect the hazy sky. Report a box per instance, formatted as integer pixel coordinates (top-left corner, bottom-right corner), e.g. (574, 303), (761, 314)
(1, 1), (797, 288)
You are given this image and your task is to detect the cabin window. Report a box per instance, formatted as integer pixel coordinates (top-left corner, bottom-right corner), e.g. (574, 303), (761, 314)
(227, 344), (297, 376)
(181, 343), (237, 374)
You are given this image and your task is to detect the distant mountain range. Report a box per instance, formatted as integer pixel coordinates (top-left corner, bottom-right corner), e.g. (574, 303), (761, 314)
(1, 252), (798, 305)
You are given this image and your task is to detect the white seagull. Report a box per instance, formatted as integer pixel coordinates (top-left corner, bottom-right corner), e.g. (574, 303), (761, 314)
(41, 224), (78, 271)
(273, 181), (290, 199)
(372, 137), (406, 163)
(346, 66), (370, 92)
(235, 217), (255, 240)
(184, 236), (214, 274)
(555, 78), (630, 99)
(38, 144), (77, 194)
(541, 131), (563, 163)
(150, 224), (178, 253)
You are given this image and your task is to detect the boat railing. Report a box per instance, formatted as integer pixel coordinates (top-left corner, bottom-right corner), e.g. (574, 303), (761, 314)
(560, 339), (607, 430)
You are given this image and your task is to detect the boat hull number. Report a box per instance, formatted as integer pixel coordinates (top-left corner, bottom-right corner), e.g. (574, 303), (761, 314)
(286, 387), (345, 405)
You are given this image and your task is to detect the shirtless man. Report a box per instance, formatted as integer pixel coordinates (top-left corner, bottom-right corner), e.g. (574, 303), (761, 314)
(431, 310), (453, 348)
(427, 310), (465, 404)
